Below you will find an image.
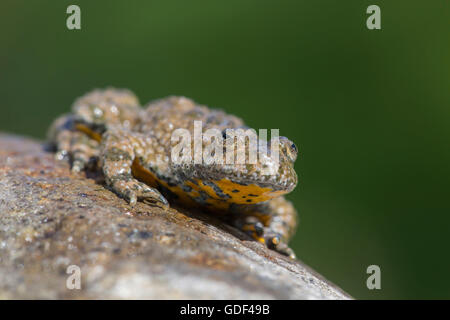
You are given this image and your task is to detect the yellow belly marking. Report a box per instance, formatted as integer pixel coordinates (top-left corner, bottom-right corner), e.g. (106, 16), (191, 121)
(199, 178), (286, 205)
(131, 158), (198, 207)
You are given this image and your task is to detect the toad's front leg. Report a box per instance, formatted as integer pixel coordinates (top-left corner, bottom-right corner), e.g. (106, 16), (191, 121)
(100, 128), (168, 207)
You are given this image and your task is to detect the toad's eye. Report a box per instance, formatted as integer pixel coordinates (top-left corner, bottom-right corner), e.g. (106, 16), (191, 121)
(290, 143), (298, 154)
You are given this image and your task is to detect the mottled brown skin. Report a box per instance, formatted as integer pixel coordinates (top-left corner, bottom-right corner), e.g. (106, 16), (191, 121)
(48, 88), (299, 258)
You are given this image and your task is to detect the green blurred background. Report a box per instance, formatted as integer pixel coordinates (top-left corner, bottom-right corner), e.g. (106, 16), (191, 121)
(1, 0), (449, 299)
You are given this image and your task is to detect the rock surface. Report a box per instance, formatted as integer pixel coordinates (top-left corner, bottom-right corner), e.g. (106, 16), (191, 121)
(0, 133), (351, 299)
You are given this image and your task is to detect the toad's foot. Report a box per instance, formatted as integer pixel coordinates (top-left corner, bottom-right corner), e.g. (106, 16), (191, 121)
(101, 128), (169, 207)
(108, 174), (168, 206)
(231, 197), (297, 259)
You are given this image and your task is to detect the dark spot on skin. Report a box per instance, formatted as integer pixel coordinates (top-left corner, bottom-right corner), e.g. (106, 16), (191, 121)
(231, 180), (249, 186)
(246, 199), (252, 203)
(165, 175), (178, 187)
(202, 180), (230, 200)
(232, 189), (239, 193)
(138, 231), (153, 239)
(90, 122), (107, 134)
(181, 184), (193, 193)
(242, 196), (246, 198)
(248, 194), (258, 197)
(60, 117), (75, 130)
(189, 179), (199, 186)
(195, 190), (211, 205)
(222, 130), (228, 139)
